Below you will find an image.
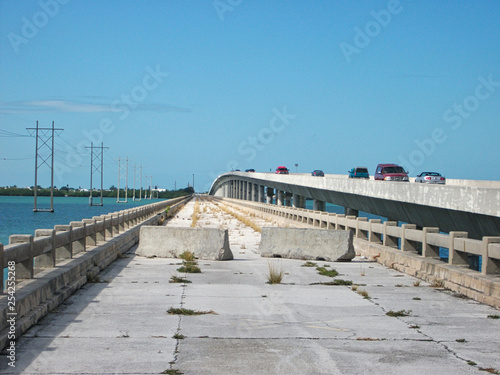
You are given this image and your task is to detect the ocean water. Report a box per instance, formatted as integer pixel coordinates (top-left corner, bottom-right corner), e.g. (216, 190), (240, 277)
(0, 196), (164, 244)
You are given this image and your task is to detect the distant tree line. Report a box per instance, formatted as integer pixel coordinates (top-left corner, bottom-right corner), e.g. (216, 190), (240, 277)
(0, 186), (194, 199)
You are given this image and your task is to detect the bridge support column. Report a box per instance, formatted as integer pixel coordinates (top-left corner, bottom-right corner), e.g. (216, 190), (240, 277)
(258, 185), (265, 203)
(345, 207), (359, 217)
(277, 190), (284, 206)
(266, 187), (274, 204)
(246, 182), (251, 201)
(284, 193), (292, 207)
(252, 184), (258, 201)
(313, 199), (325, 211)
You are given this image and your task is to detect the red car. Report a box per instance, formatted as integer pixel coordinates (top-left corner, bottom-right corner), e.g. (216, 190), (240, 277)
(276, 166), (289, 174)
(374, 164), (409, 181)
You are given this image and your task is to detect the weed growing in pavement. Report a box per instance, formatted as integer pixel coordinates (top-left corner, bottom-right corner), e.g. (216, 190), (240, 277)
(177, 263), (201, 273)
(167, 307), (217, 315)
(173, 333), (185, 339)
(316, 266), (339, 278)
(169, 276), (192, 284)
(487, 315), (500, 319)
(456, 339), (466, 343)
(267, 262), (284, 284)
(409, 324), (420, 329)
(162, 369), (184, 375)
(351, 285), (358, 291)
(357, 289), (370, 299)
(386, 310), (412, 317)
(191, 201), (200, 227)
(311, 279), (353, 286)
(179, 251), (196, 261)
(430, 277), (445, 288)
(413, 280), (421, 287)
(412, 297), (421, 301)
(302, 261), (318, 267)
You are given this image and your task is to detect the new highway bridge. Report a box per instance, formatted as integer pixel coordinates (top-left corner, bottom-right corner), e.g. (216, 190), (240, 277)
(210, 172), (500, 240)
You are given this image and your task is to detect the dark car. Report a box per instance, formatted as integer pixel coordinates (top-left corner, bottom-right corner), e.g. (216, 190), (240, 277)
(348, 167), (369, 179)
(415, 172), (446, 184)
(311, 170), (324, 177)
(245, 169), (256, 172)
(374, 164), (409, 181)
(276, 166), (289, 174)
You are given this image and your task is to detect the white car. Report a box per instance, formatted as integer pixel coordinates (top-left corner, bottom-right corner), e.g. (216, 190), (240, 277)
(415, 172), (446, 184)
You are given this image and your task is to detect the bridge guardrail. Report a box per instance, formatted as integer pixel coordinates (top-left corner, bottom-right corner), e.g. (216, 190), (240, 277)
(0, 195), (191, 293)
(214, 197), (500, 276)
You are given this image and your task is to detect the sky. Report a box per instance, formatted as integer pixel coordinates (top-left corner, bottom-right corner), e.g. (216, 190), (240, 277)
(1, 0), (499, 192)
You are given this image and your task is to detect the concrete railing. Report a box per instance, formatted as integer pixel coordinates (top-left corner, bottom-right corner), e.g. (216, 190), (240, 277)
(214, 197), (500, 275)
(214, 197), (500, 308)
(0, 195), (192, 351)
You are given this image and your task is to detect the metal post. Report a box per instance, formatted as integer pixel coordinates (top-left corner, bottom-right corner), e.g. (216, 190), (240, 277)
(34, 121), (39, 211)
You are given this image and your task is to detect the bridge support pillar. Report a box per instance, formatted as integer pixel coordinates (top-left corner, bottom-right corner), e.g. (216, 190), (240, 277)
(285, 193), (292, 207)
(258, 185), (265, 203)
(266, 187), (274, 204)
(313, 199), (325, 211)
(277, 190), (284, 206)
(246, 182), (252, 201)
(345, 207), (359, 217)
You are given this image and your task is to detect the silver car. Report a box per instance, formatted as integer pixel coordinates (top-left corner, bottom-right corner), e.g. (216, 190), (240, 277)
(415, 172), (446, 184)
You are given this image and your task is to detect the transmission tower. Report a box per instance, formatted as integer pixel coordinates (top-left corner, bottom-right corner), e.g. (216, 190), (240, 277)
(86, 142), (108, 206)
(133, 164), (142, 201)
(26, 121), (63, 212)
(117, 156), (129, 203)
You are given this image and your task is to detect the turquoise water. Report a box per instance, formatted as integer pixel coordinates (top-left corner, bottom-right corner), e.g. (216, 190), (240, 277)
(0, 196), (164, 245)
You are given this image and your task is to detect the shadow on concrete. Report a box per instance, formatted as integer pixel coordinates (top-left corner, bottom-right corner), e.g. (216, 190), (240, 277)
(1, 248), (137, 374)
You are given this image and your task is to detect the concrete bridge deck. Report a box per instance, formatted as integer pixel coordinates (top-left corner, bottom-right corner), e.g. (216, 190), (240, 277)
(2, 199), (499, 374)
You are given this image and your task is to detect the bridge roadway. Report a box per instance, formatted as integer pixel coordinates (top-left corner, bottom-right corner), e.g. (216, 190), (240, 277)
(209, 172), (500, 240)
(3, 199), (499, 374)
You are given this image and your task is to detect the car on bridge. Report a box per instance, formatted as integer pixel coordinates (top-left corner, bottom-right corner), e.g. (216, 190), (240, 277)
(348, 167), (369, 179)
(245, 169), (256, 172)
(415, 172), (446, 184)
(276, 166), (289, 174)
(374, 164), (409, 181)
(311, 170), (324, 176)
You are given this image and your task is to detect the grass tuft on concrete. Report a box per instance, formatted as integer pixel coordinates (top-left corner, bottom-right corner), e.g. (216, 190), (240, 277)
(316, 266), (338, 278)
(386, 309), (412, 317)
(167, 307), (217, 316)
(267, 262), (284, 284)
(170, 276), (192, 284)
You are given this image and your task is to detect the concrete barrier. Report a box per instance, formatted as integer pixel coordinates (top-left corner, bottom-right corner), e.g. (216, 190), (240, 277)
(136, 226), (234, 261)
(259, 227), (355, 261)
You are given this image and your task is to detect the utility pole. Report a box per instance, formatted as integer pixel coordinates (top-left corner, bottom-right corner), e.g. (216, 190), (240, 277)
(192, 174), (195, 193)
(86, 142), (108, 206)
(117, 156), (129, 203)
(27, 121), (63, 212)
(133, 164), (143, 201)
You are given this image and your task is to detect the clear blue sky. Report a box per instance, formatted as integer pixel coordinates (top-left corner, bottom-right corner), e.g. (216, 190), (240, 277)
(1, 0), (499, 192)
